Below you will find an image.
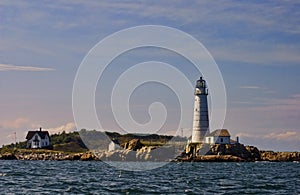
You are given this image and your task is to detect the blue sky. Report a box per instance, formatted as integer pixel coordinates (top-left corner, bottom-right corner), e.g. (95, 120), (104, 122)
(1, 0), (300, 151)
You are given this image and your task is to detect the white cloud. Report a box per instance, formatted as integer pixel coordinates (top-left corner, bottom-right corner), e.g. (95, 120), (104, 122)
(224, 94), (300, 150)
(45, 122), (76, 135)
(234, 130), (300, 151)
(236, 131), (300, 141)
(251, 94), (300, 113)
(2, 1), (300, 67)
(239, 86), (261, 89)
(65, 1), (298, 33)
(0, 118), (31, 129)
(266, 131), (300, 141)
(210, 41), (300, 65)
(0, 119), (76, 145)
(0, 64), (54, 72)
(8, 0), (297, 36)
(0, 117), (41, 144)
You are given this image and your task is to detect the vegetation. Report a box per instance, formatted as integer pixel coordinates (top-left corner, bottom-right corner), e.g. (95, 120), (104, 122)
(50, 131), (87, 152)
(105, 131), (186, 146)
(0, 130), (187, 153)
(0, 131), (88, 153)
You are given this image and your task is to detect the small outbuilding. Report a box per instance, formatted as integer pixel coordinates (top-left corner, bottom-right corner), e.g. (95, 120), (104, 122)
(26, 127), (50, 149)
(205, 129), (231, 144)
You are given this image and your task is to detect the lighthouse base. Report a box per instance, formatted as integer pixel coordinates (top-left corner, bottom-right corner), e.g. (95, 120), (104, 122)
(191, 130), (208, 143)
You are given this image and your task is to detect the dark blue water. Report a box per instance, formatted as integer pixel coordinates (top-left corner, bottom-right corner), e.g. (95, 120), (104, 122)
(0, 160), (299, 194)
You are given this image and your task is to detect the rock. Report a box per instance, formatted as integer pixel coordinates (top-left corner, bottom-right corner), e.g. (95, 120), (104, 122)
(1, 143), (299, 162)
(183, 143), (261, 162)
(0, 153), (17, 160)
(105, 150), (124, 161)
(123, 139), (144, 151)
(123, 150), (136, 161)
(72, 153), (82, 160)
(61, 153), (82, 161)
(149, 146), (177, 161)
(260, 151), (300, 162)
(80, 153), (96, 161)
(62, 155), (73, 161)
(193, 155), (244, 162)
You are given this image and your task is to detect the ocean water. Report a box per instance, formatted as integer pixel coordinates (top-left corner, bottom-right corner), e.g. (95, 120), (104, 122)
(0, 160), (299, 194)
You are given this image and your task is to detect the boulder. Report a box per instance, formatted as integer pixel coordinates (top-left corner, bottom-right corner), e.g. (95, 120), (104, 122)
(105, 150), (124, 161)
(183, 143), (261, 161)
(123, 139), (144, 151)
(260, 151), (300, 162)
(0, 153), (17, 160)
(80, 153), (96, 161)
(193, 155), (244, 162)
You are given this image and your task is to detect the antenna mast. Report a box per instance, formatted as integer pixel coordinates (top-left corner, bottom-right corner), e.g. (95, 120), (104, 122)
(14, 132), (17, 149)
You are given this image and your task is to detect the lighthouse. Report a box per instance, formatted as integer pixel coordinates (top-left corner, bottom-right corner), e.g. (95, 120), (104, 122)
(191, 77), (209, 143)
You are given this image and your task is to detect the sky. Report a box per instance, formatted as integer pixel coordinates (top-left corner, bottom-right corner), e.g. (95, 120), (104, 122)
(1, 0), (300, 151)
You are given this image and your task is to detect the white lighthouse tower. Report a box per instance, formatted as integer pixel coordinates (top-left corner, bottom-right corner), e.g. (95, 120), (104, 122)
(191, 77), (209, 143)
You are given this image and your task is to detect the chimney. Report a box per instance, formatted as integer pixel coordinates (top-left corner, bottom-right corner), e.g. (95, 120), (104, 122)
(40, 127), (42, 132)
(236, 136), (239, 143)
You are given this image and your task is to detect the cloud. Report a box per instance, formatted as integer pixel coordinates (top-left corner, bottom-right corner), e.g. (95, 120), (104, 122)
(0, 64), (54, 72)
(7, 1), (298, 37)
(0, 118), (41, 143)
(2, 1), (300, 67)
(210, 41), (300, 65)
(251, 94), (300, 113)
(234, 130), (300, 151)
(45, 122), (76, 134)
(236, 131), (300, 141)
(63, 1), (299, 34)
(0, 118), (31, 129)
(239, 86), (261, 89)
(266, 131), (300, 141)
(224, 93), (300, 149)
(0, 119), (76, 145)
(291, 94), (300, 98)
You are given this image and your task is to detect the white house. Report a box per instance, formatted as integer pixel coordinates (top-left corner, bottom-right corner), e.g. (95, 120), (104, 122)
(26, 128), (50, 149)
(108, 139), (121, 151)
(205, 129), (231, 144)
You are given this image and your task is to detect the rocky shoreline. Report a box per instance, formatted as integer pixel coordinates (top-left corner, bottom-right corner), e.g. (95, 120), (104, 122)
(1, 147), (300, 162)
(178, 143), (300, 162)
(1, 140), (299, 162)
(0, 151), (96, 161)
(176, 152), (300, 162)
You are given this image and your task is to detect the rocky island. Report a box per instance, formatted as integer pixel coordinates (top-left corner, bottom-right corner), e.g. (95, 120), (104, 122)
(2, 77), (298, 162)
(0, 131), (299, 162)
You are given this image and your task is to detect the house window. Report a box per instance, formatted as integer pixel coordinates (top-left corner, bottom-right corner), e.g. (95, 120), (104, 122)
(208, 138), (211, 143)
(220, 138), (223, 143)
